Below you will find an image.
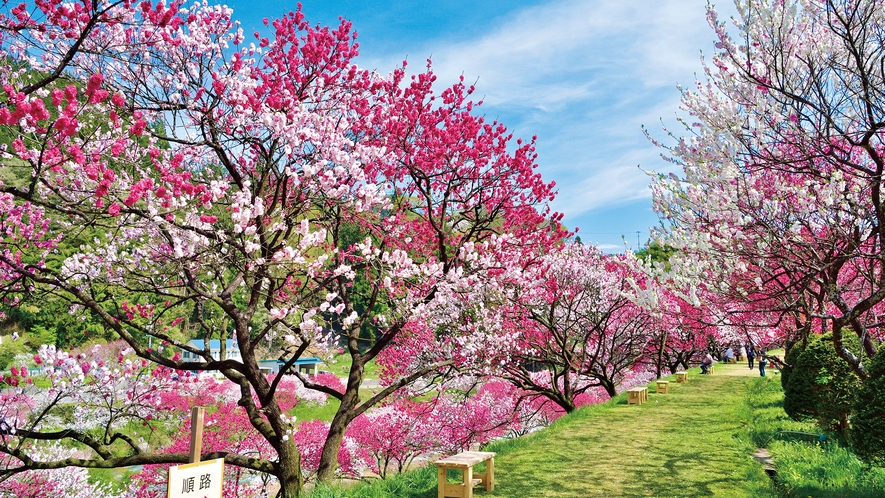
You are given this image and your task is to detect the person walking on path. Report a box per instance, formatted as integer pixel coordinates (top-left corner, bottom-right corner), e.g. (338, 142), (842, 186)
(758, 351), (767, 377)
(746, 342), (756, 370)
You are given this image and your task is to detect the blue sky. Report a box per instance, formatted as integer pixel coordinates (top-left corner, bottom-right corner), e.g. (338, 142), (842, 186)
(225, 0), (738, 252)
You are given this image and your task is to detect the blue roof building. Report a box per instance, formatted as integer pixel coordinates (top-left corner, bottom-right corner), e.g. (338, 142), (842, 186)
(181, 339), (323, 377)
(182, 339), (241, 362)
(258, 358), (324, 376)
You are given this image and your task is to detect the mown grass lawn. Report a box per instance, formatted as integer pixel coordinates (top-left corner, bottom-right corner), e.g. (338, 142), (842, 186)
(307, 362), (776, 497)
(481, 364), (773, 498)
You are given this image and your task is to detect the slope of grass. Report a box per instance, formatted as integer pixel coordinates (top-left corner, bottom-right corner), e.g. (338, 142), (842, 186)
(306, 363), (776, 497)
(324, 352), (381, 381)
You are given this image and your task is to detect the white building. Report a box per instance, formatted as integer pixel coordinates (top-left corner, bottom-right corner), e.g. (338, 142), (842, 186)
(181, 339), (241, 362)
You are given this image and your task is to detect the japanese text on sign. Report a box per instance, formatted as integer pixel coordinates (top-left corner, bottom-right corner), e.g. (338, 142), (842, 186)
(167, 458), (223, 498)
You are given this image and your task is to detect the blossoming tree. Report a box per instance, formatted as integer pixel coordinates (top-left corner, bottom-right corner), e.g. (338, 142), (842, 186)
(0, 0), (559, 494)
(448, 243), (657, 412)
(649, 0), (885, 377)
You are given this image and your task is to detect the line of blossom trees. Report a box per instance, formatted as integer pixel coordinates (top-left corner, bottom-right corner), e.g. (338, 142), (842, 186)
(0, 1), (718, 496)
(651, 0), (885, 366)
(648, 0), (885, 462)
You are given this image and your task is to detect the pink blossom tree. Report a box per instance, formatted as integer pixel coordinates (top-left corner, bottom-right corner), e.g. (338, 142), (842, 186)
(644, 287), (712, 375)
(345, 379), (525, 479)
(299, 63), (561, 479)
(0, 0), (559, 493)
(0, 442), (115, 498)
(128, 402), (277, 498)
(346, 400), (432, 479)
(451, 244), (657, 413)
(0, 344), (189, 493)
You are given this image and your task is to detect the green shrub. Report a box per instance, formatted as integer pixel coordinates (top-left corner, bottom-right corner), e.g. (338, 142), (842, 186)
(783, 333), (861, 431)
(849, 350), (885, 466)
(780, 340), (806, 389)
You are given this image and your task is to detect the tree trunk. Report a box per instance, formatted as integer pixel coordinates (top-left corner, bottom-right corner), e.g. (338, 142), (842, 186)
(276, 442), (304, 497)
(678, 353), (690, 372)
(600, 378), (617, 398)
(557, 396), (576, 414)
(316, 399), (355, 481)
(655, 329), (668, 379)
(316, 356), (364, 482)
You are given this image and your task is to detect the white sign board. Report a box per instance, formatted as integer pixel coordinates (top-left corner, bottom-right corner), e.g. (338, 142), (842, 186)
(167, 458), (224, 498)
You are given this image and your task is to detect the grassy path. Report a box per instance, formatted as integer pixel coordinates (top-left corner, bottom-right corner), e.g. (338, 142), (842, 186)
(481, 361), (773, 497)
(308, 362), (777, 497)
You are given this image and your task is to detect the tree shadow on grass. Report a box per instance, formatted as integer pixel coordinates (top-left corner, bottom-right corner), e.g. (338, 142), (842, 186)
(637, 448), (749, 497)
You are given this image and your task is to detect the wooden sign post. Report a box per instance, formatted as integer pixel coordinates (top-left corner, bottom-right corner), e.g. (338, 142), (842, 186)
(167, 407), (224, 498)
(188, 407), (205, 463)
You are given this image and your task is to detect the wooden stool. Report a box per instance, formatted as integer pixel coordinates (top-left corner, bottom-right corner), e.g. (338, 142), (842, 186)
(676, 371), (688, 383)
(434, 451), (495, 498)
(656, 380), (669, 394)
(626, 386), (648, 405)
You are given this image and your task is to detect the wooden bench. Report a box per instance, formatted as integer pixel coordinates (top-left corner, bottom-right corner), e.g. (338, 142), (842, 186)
(434, 451), (495, 498)
(656, 380), (669, 394)
(675, 371), (688, 383)
(626, 386), (648, 405)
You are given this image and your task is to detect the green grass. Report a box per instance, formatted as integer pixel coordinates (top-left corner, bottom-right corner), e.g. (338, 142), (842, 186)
(29, 376), (50, 388)
(290, 352), (382, 423)
(293, 398), (342, 423)
(325, 352), (381, 381)
(82, 357), (885, 498)
(305, 364), (777, 497)
(743, 376), (885, 498)
(88, 467), (136, 493)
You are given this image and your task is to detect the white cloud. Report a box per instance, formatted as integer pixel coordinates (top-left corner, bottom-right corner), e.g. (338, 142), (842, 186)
(555, 160), (647, 213)
(414, 0), (722, 108)
(358, 0), (739, 236)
